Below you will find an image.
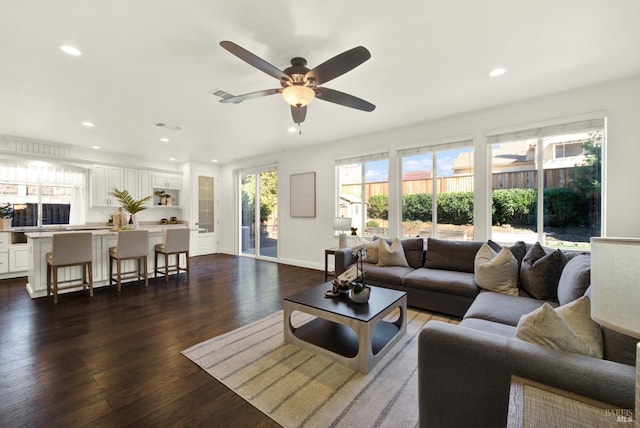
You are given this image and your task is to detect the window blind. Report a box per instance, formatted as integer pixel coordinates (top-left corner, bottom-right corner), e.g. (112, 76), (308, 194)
(486, 118), (605, 144)
(397, 139), (474, 158)
(335, 151), (388, 166)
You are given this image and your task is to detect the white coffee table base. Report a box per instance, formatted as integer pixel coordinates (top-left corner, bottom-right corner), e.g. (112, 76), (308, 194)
(283, 294), (407, 374)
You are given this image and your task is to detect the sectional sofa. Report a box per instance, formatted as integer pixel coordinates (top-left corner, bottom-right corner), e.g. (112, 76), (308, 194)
(334, 237), (637, 427)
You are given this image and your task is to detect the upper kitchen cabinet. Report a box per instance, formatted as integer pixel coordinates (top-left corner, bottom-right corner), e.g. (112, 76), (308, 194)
(91, 165), (124, 207)
(152, 172), (182, 190)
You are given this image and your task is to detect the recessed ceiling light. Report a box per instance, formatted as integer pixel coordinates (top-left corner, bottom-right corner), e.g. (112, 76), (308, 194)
(211, 159), (218, 163)
(169, 157), (176, 161)
(91, 146), (101, 150)
(287, 126), (297, 133)
(489, 68), (506, 77)
(81, 121), (94, 127)
(160, 137), (170, 142)
(60, 45), (82, 56)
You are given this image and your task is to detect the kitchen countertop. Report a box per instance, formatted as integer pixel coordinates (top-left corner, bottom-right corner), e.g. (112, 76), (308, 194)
(18, 224), (190, 239)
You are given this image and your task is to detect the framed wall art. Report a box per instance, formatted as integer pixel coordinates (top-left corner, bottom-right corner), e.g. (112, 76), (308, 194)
(290, 172), (316, 218)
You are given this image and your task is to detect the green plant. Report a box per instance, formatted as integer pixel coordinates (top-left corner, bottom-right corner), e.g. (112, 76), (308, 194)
(544, 187), (581, 227)
(402, 193), (432, 222)
(366, 219), (380, 228)
(110, 188), (152, 214)
(436, 192), (474, 225)
(367, 194), (389, 220)
(491, 188), (537, 226)
(0, 203), (14, 219)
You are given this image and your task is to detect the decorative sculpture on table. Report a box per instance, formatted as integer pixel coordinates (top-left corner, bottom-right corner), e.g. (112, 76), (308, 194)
(325, 240), (371, 303)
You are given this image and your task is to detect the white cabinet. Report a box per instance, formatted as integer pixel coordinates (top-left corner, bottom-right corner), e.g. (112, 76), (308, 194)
(139, 170), (154, 207)
(152, 173), (182, 190)
(0, 232), (9, 274)
(91, 165), (124, 206)
(124, 168), (140, 199)
(9, 245), (28, 271)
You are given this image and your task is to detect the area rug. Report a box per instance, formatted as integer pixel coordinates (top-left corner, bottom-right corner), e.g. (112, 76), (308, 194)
(182, 308), (455, 427)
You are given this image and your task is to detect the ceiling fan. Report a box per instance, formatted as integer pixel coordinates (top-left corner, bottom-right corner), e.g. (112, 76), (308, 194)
(218, 41), (376, 126)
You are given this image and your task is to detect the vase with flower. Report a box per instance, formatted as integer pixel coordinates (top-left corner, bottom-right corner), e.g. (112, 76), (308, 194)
(349, 243), (371, 303)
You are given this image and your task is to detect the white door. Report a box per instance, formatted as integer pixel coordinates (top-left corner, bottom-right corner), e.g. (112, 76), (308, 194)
(191, 174), (216, 255)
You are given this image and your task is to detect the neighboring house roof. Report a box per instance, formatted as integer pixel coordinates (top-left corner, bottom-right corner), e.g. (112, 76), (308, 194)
(402, 170), (432, 180)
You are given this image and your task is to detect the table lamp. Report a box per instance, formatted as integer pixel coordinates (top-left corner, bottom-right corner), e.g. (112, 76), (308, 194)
(333, 217), (352, 248)
(590, 237), (640, 425)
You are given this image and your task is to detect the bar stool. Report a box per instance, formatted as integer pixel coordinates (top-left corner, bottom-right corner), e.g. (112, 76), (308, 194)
(109, 230), (149, 291)
(46, 232), (93, 304)
(154, 228), (190, 282)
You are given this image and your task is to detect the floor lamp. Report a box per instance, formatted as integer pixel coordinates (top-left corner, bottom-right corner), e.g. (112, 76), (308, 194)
(333, 217), (352, 248)
(590, 237), (640, 426)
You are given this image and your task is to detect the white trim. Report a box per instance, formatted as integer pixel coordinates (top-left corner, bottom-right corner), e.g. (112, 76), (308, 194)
(486, 112), (607, 143)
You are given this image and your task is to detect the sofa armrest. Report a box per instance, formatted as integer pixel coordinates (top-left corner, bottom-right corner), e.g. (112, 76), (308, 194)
(334, 247), (357, 277)
(418, 321), (635, 428)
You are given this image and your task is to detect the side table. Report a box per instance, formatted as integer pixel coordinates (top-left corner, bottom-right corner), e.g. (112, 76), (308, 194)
(324, 247), (339, 282)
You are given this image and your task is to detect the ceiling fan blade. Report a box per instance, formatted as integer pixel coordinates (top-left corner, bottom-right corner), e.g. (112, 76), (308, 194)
(219, 88), (282, 104)
(220, 41), (290, 82)
(314, 87), (376, 112)
(305, 46), (371, 86)
(291, 106), (307, 124)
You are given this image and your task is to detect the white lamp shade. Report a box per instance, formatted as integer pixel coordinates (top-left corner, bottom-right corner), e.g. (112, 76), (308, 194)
(282, 85), (315, 107)
(333, 217), (352, 232)
(590, 237), (640, 339)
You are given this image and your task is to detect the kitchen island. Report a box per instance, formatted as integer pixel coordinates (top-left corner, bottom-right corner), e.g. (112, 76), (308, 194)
(24, 225), (189, 298)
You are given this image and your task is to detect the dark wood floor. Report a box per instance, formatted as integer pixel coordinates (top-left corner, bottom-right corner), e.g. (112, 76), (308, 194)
(0, 254), (325, 427)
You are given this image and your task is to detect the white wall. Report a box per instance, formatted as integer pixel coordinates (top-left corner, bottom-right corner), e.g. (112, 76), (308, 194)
(218, 74), (640, 270)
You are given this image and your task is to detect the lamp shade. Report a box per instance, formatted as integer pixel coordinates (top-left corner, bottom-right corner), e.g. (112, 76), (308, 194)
(282, 85), (315, 107)
(333, 217), (352, 232)
(590, 237), (640, 339)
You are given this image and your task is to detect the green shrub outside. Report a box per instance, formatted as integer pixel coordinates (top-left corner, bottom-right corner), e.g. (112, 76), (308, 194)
(437, 192), (474, 225)
(544, 188), (581, 227)
(491, 188), (536, 226)
(402, 193), (432, 221)
(365, 188), (585, 227)
(367, 194), (389, 220)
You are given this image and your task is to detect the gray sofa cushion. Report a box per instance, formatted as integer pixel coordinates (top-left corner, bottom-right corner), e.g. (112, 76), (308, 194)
(400, 237), (424, 269)
(402, 268), (479, 298)
(463, 291), (558, 326)
(459, 318), (517, 338)
(361, 262), (413, 286)
(602, 327), (638, 366)
(557, 253), (591, 305)
(424, 238), (483, 273)
(520, 242), (568, 300)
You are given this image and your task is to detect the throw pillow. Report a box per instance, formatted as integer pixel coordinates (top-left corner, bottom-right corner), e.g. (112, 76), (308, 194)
(488, 240), (526, 271)
(515, 303), (592, 356)
(555, 296), (604, 358)
(556, 254), (591, 305)
(520, 242), (568, 300)
(377, 238), (409, 267)
(474, 243), (519, 296)
(362, 239), (380, 264)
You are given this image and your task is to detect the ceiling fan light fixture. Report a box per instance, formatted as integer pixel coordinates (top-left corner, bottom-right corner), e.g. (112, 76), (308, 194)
(282, 85), (315, 107)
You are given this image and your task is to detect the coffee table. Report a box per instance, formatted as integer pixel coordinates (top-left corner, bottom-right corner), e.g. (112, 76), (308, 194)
(283, 283), (407, 374)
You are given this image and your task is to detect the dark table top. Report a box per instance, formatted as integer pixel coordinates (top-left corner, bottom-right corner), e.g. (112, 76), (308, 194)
(284, 282), (406, 322)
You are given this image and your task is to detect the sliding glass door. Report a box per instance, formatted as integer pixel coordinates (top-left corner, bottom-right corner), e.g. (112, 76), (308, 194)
(240, 168), (278, 258)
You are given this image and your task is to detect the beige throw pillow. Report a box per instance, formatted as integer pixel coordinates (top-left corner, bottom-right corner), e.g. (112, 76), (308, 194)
(363, 239), (380, 264)
(377, 238), (409, 267)
(516, 296), (604, 358)
(556, 296), (604, 358)
(474, 243), (519, 296)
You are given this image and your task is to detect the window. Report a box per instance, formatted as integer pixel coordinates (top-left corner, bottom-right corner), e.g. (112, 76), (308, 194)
(489, 119), (604, 249)
(399, 142), (474, 240)
(336, 153), (388, 237)
(0, 164), (86, 227)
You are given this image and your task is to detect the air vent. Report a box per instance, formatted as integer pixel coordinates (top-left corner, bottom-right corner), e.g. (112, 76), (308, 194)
(153, 122), (181, 131)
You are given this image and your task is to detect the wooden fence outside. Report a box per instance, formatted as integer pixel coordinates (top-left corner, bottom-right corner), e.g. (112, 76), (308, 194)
(341, 168), (578, 201)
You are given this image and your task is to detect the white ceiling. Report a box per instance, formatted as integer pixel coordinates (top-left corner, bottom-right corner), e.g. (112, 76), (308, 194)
(1, 0), (639, 165)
